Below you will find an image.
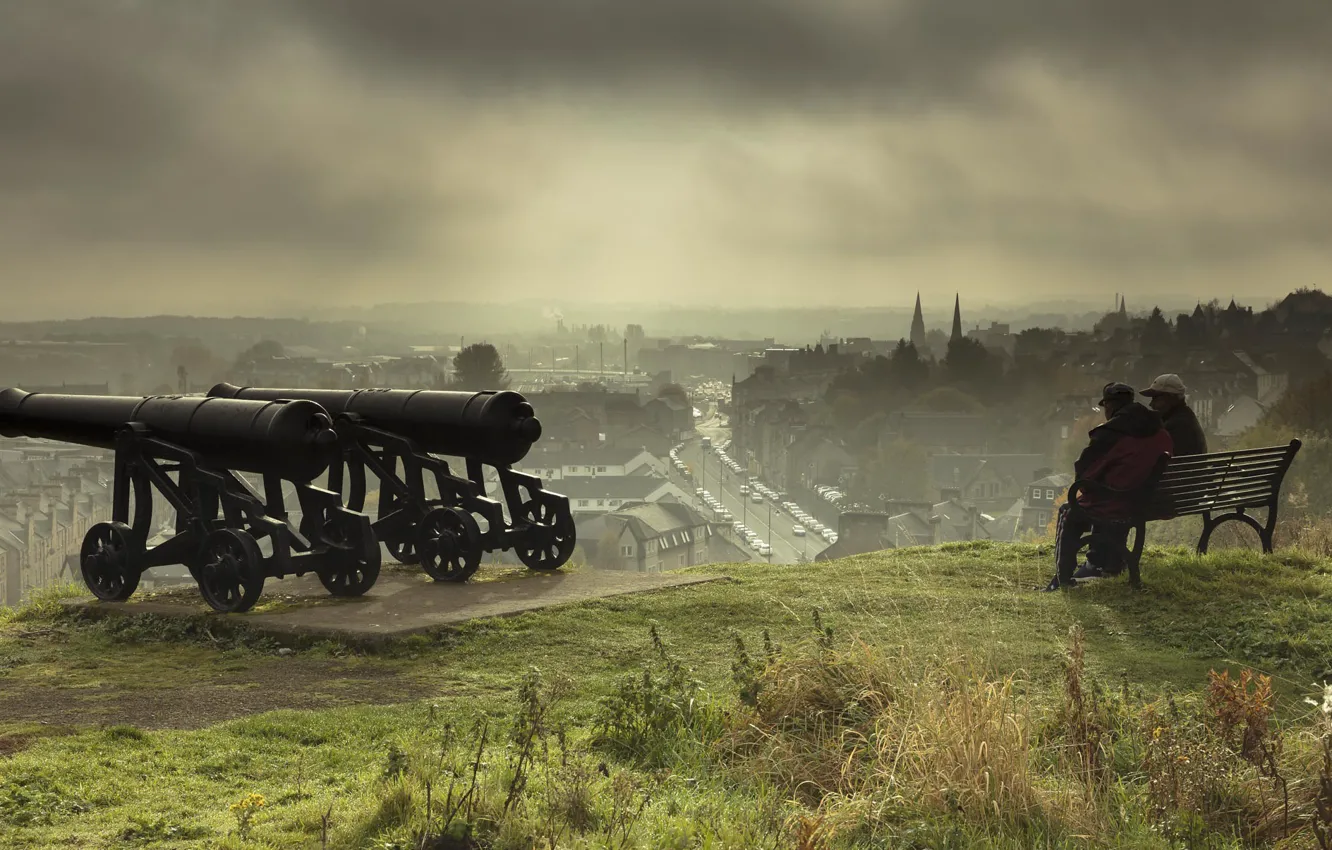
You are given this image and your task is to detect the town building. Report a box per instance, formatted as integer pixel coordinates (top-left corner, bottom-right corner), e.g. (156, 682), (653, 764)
(517, 447), (665, 481)
(930, 454), (1050, 513)
(576, 501), (711, 572)
(552, 476), (693, 516)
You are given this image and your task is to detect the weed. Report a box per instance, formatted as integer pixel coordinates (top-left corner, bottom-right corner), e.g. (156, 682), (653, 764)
(117, 813), (210, 844)
(593, 624), (727, 768)
(228, 792), (266, 841)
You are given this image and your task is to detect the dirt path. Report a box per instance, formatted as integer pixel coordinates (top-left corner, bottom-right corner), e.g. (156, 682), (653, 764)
(0, 656), (433, 733)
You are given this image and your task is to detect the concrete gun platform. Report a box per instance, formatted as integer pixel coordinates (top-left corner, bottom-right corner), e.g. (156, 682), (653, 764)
(61, 566), (726, 644)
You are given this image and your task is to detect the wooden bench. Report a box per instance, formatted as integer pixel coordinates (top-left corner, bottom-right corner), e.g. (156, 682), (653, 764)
(1066, 440), (1303, 587)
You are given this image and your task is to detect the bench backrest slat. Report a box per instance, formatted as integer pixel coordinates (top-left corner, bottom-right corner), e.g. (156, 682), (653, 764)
(1157, 464), (1285, 489)
(1164, 444), (1297, 467)
(1144, 440), (1300, 519)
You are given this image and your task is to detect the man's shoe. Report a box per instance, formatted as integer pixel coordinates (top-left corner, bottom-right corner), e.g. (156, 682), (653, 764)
(1041, 576), (1078, 592)
(1072, 563), (1107, 581)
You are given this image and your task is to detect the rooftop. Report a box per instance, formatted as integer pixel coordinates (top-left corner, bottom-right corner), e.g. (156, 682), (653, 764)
(548, 476), (676, 501)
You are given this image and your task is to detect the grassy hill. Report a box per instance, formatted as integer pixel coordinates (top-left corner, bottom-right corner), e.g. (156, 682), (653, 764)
(4, 543), (1332, 848)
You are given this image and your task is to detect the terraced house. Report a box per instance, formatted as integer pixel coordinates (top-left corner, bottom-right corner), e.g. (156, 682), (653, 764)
(0, 444), (113, 607)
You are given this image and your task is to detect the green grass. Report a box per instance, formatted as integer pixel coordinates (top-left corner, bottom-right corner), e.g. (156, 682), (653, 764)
(3, 542), (1332, 848)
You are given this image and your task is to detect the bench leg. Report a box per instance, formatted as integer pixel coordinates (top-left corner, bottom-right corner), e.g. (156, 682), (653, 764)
(1127, 523), (1146, 589)
(1260, 504), (1278, 554)
(1198, 510), (1270, 554)
(1197, 511), (1214, 555)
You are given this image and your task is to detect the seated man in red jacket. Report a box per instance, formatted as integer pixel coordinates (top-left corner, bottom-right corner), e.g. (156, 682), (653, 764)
(1044, 382), (1174, 590)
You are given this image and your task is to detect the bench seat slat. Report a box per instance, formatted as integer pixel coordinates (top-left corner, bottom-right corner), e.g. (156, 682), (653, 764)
(1163, 497), (1275, 516)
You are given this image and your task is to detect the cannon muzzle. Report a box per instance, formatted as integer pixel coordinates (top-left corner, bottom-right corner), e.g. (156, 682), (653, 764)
(0, 388), (339, 481)
(207, 383), (543, 466)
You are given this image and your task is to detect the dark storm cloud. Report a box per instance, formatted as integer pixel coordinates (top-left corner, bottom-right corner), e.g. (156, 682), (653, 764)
(1, 0), (1329, 317)
(0, 0), (489, 254)
(283, 0), (1332, 99)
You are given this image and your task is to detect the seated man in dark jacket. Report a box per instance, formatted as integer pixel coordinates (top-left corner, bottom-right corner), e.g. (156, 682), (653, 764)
(1141, 374), (1208, 457)
(1044, 383), (1174, 590)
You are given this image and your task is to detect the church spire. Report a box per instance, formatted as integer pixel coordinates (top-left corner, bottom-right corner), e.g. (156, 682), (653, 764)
(910, 292), (926, 348)
(1119, 294), (1128, 317)
(950, 294), (963, 343)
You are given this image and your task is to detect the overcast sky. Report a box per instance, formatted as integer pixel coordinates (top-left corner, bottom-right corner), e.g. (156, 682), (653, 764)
(2, 0), (1329, 319)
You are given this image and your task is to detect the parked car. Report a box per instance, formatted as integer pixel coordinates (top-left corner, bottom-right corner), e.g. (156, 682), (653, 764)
(792, 525), (806, 537)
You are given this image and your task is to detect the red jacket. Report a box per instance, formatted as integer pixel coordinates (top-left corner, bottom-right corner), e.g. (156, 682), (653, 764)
(1073, 402), (1173, 519)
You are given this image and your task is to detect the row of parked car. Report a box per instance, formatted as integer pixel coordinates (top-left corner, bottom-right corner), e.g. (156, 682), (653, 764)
(712, 440), (838, 547)
(815, 485), (847, 508)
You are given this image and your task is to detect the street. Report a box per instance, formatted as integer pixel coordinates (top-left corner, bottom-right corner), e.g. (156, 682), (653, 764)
(677, 424), (828, 565)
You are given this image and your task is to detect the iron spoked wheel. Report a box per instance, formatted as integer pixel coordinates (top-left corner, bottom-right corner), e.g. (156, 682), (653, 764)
(514, 500), (577, 571)
(80, 521), (141, 602)
(197, 528), (266, 613)
(384, 535), (420, 566)
(318, 513), (382, 597)
(417, 507), (482, 582)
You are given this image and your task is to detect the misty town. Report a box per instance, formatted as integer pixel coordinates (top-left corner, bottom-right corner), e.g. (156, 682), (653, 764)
(7, 3), (1332, 848)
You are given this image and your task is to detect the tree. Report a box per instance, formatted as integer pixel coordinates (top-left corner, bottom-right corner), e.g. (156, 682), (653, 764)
(1140, 307), (1173, 355)
(170, 340), (225, 389)
(452, 343), (510, 390)
(911, 386), (984, 414)
(1057, 413), (1104, 472)
(942, 336), (1000, 398)
(1261, 370), (1332, 437)
(865, 438), (929, 502)
(887, 340), (930, 393)
(233, 339), (284, 371)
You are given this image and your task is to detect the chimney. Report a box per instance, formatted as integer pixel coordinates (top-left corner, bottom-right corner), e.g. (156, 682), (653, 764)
(0, 497), (22, 523)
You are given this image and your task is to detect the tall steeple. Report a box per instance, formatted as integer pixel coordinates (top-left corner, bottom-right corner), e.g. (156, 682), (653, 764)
(909, 292), (927, 348)
(950, 294), (963, 343)
(1119, 295), (1128, 317)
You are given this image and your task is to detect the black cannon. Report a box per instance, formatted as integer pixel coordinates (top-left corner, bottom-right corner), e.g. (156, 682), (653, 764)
(0, 389), (381, 613)
(206, 383), (574, 581)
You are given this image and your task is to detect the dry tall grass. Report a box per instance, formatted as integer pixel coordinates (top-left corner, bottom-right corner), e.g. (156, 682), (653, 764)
(721, 631), (1101, 842)
(702, 620), (1332, 847)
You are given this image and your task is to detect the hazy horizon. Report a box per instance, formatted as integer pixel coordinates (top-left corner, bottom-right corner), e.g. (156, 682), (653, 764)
(4, 1), (1329, 320)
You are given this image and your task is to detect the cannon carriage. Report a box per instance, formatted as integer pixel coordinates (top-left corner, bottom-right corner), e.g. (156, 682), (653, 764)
(0, 388), (380, 613)
(206, 383), (575, 582)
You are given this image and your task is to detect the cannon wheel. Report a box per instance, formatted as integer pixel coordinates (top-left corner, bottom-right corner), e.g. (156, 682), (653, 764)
(514, 500), (576, 572)
(80, 521), (141, 602)
(417, 507), (482, 583)
(318, 513), (382, 597)
(197, 528), (265, 613)
(380, 492), (421, 565)
(384, 536), (419, 566)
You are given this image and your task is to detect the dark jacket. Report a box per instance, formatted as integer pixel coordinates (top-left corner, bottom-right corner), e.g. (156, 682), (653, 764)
(1161, 403), (1207, 457)
(1073, 402), (1174, 518)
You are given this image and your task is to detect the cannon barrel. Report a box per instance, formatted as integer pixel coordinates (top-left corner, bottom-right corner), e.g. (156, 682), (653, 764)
(207, 383), (542, 466)
(0, 389), (340, 481)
